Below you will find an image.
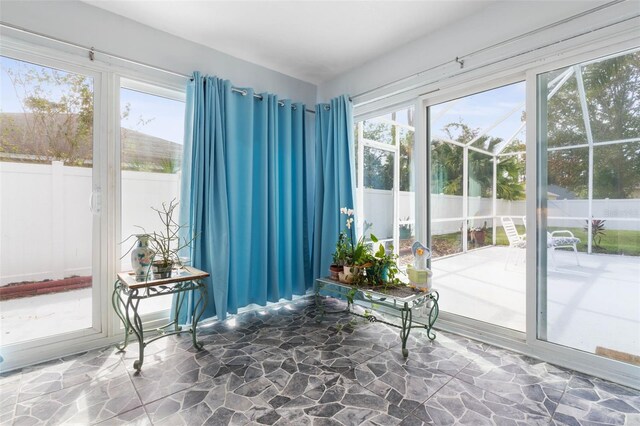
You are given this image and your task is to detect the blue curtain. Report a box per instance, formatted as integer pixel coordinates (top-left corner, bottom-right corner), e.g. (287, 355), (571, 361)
(312, 95), (355, 280)
(176, 72), (311, 323)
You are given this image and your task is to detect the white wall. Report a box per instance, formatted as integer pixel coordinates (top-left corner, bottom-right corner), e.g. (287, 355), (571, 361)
(319, 1), (639, 106)
(0, 1), (317, 106)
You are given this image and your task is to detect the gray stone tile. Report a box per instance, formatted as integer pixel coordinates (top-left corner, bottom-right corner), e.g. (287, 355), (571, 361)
(5, 296), (637, 426)
(14, 363), (141, 425)
(94, 406), (152, 425)
(16, 347), (122, 403)
(0, 373), (19, 425)
(551, 374), (640, 425)
(417, 377), (551, 425)
(354, 349), (453, 412)
(456, 346), (571, 416)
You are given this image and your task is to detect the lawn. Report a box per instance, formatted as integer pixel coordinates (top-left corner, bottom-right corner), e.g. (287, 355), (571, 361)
(432, 225), (640, 257)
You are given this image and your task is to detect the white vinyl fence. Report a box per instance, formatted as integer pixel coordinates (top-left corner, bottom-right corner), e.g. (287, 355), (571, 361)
(2, 162), (638, 285)
(1, 161), (179, 286)
(364, 189), (640, 237)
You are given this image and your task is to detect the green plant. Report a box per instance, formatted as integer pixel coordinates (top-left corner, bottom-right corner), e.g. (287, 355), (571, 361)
(332, 231), (350, 266)
(351, 235), (403, 290)
(585, 219), (606, 248)
(340, 207), (372, 266)
(137, 199), (196, 269)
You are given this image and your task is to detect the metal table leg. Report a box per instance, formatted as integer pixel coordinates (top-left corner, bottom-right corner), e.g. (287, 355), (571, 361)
(112, 280), (130, 351)
(124, 289), (145, 371)
(191, 282), (208, 349)
(400, 303), (412, 358)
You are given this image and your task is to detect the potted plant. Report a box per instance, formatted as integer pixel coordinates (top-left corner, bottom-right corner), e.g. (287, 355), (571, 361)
(137, 199), (196, 279)
(339, 207), (373, 282)
(330, 231), (349, 280)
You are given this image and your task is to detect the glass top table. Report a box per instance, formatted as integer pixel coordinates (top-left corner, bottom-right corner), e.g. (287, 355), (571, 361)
(315, 277), (439, 357)
(112, 266), (209, 371)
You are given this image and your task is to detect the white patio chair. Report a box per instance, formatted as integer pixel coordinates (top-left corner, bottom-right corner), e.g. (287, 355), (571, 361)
(547, 230), (580, 267)
(522, 216), (580, 268)
(501, 216), (525, 268)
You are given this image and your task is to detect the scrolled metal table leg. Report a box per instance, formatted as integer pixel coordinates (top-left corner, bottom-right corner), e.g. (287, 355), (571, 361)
(191, 281), (207, 350)
(173, 290), (185, 333)
(125, 290), (145, 371)
(112, 280), (130, 351)
(400, 303), (413, 358)
(426, 291), (439, 341)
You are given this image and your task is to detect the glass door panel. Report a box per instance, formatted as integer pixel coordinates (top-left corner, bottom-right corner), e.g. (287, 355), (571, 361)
(356, 106), (415, 266)
(0, 56), (98, 344)
(362, 146), (395, 244)
(537, 50), (640, 363)
(428, 81), (526, 331)
(119, 83), (185, 316)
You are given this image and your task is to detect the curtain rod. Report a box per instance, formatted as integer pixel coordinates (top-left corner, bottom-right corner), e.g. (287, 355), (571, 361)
(350, 0), (631, 103)
(0, 21), (318, 114)
(227, 86), (317, 114)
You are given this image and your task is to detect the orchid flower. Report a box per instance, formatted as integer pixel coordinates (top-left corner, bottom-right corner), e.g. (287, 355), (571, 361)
(340, 207), (347, 214)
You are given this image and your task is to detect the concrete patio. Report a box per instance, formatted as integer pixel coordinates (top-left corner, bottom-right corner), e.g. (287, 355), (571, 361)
(432, 246), (640, 359)
(1, 247), (638, 363)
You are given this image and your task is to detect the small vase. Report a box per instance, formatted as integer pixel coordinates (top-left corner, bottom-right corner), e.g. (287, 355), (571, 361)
(131, 235), (154, 281)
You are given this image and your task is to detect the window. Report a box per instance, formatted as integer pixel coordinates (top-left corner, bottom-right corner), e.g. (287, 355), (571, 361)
(356, 106), (415, 267)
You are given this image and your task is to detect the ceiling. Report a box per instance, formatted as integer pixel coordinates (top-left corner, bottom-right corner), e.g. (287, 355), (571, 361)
(84, 1), (498, 84)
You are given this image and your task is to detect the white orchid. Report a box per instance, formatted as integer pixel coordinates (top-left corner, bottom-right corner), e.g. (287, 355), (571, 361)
(340, 207), (347, 214)
(347, 209), (354, 216)
(346, 217), (354, 229)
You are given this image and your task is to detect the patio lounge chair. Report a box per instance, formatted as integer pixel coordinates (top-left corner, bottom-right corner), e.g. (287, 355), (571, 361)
(521, 216), (580, 268)
(501, 216), (525, 268)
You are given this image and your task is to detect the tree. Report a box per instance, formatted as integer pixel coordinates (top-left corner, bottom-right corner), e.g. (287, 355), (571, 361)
(546, 52), (640, 199)
(431, 122), (526, 200)
(2, 61), (94, 165)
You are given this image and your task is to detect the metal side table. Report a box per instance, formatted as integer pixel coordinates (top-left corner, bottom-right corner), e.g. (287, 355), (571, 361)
(315, 278), (439, 358)
(112, 266), (209, 371)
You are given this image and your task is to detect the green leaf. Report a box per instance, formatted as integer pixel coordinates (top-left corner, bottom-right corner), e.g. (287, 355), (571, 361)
(370, 234), (378, 243)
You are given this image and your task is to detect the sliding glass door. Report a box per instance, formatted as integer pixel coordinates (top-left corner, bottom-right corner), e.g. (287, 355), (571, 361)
(536, 49), (640, 364)
(0, 55), (102, 345)
(427, 82), (527, 331)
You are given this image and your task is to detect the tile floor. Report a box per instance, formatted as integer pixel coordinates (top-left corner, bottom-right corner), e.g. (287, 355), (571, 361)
(1, 296), (638, 425)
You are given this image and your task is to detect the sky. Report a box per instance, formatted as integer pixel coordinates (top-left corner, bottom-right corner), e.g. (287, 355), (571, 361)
(430, 81), (526, 151)
(364, 81), (526, 152)
(1, 56), (185, 145)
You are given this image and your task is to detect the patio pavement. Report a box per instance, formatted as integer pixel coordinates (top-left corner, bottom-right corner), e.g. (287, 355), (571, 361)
(1, 247), (638, 362)
(432, 245), (640, 358)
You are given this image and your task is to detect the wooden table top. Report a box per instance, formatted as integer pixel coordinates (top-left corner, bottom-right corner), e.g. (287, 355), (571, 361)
(117, 266), (209, 289)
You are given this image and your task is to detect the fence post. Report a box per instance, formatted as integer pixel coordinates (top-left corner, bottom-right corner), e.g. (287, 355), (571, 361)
(51, 161), (65, 280)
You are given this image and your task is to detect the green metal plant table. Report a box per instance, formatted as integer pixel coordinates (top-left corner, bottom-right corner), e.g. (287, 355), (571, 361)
(112, 266), (209, 371)
(315, 278), (439, 357)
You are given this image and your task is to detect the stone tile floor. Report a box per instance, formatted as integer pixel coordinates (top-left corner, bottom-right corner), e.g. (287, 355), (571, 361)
(1, 296), (638, 425)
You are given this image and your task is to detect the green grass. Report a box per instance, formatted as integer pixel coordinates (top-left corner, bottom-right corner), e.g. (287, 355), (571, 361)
(549, 227), (640, 256)
(433, 225), (640, 257)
